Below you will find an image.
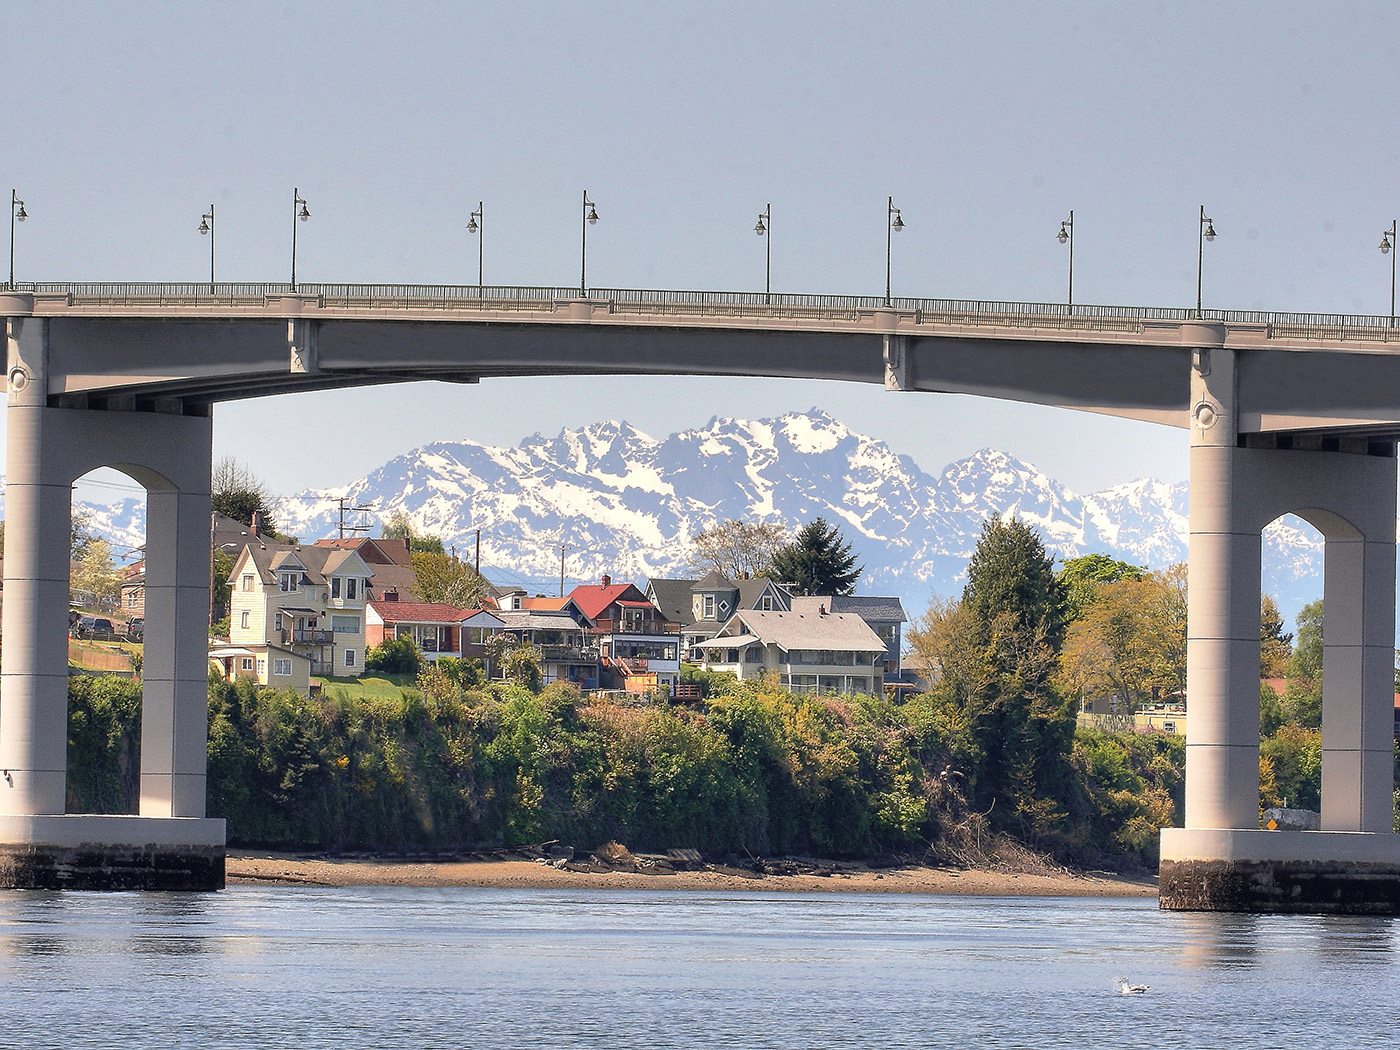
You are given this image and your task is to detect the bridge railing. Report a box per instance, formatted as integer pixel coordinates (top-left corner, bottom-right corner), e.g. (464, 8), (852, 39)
(11, 282), (1400, 340)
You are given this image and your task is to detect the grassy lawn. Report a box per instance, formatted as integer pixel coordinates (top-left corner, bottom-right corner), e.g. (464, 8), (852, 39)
(68, 639), (142, 675)
(313, 672), (416, 700)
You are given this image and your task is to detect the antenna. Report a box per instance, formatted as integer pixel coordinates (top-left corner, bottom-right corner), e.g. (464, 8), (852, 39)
(336, 495), (375, 540)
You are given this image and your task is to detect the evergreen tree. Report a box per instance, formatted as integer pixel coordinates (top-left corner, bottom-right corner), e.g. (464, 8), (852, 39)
(963, 518), (1067, 654)
(770, 517), (862, 595)
(212, 457), (278, 535)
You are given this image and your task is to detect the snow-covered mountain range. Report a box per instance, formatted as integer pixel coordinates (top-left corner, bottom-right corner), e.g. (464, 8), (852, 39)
(62, 408), (1328, 623)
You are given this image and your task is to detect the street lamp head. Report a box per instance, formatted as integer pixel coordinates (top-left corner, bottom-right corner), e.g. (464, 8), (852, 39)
(891, 211), (904, 232)
(587, 206), (599, 225)
(14, 203), (26, 222)
(298, 203), (311, 222)
(1057, 224), (1069, 244)
(1203, 221), (1216, 242)
(467, 216), (479, 234)
(755, 214), (767, 236)
(198, 218), (210, 235)
(1381, 233), (1392, 255)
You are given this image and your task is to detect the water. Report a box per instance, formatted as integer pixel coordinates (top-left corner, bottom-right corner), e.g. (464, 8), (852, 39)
(0, 886), (1395, 1048)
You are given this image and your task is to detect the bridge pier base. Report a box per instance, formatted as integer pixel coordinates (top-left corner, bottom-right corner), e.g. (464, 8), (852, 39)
(1, 316), (224, 891)
(1160, 332), (1400, 914)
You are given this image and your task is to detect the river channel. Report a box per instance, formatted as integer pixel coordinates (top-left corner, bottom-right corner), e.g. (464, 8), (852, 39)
(0, 886), (1394, 1048)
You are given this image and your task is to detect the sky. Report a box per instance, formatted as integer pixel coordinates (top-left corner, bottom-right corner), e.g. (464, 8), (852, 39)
(6, 1), (1400, 508)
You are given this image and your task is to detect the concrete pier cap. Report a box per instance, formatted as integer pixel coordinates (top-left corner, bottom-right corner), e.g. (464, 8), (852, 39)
(0, 292), (35, 316)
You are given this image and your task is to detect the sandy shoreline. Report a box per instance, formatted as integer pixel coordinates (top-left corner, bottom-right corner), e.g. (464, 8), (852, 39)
(226, 851), (1158, 898)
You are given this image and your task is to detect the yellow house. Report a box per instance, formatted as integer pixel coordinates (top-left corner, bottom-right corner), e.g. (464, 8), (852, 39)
(209, 643), (312, 693)
(227, 537), (372, 678)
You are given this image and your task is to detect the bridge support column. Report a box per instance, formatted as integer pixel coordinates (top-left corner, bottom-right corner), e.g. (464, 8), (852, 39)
(0, 313), (223, 889)
(1160, 329), (1400, 913)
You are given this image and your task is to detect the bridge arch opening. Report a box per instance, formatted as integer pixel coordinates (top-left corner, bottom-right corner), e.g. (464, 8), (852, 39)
(65, 466), (150, 814)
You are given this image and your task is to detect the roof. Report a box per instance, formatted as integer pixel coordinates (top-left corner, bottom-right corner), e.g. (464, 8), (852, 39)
(521, 596), (569, 611)
(791, 594), (907, 624)
(616, 599), (654, 608)
(368, 600), (475, 624)
(363, 561), (424, 603)
(718, 610), (886, 653)
(695, 633), (759, 649)
(738, 578), (790, 610)
(313, 537), (414, 567)
(565, 582), (646, 622)
(495, 609), (587, 632)
(647, 578), (696, 625)
(692, 569), (736, 592)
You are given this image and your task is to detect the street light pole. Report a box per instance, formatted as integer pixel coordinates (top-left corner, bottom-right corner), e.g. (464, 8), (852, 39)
(1057, 210), (1074, 307)
(9, 189), (28, 290)
(1380, 220), (1397, 328)
(1196, 204), (1216, 318)
(291, 187), (310, 290)
(580, 190), (599, 296)
(885, 196), (904, 307)
(198, 204), (216, 292)
(755, 203), (771, 303)
(467, 201), (484, 295)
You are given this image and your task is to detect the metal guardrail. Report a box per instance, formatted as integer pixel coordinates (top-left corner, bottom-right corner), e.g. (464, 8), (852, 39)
(11, 282), (1400, 340)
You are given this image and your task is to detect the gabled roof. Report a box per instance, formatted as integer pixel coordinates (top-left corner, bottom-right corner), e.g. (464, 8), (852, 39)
(646, 578), (696, 625)
(692, 569), (736, 592)
(792, 595), (907, 624)
(565, 582), (647, 622)
(521, 596), (569, 611)
(313, 536), (415, 567)
(367, 600), (476, 625)
(738, 578), (791, 610)
(495, 609), (588, 632)
(229, 539), (372, 588)
(716, 609), (886, 653)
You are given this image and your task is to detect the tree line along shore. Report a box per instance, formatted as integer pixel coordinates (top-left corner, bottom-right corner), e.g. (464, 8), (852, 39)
(64, 518), (1367, 871)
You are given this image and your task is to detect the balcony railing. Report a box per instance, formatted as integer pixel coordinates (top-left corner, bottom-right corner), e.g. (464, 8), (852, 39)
(286, 629), (334, 646)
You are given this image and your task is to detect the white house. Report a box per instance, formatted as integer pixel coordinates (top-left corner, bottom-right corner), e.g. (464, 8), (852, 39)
(696, 607), (887, 695)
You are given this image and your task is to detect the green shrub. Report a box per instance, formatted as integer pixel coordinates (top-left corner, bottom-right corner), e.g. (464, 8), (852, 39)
(365, 636), (421, 675)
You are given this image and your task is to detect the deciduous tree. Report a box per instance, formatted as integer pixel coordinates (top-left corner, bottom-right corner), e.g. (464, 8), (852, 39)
(212, 457), (278, 535)
(690, 519), (788, 579)
(411, 551), (489, 609)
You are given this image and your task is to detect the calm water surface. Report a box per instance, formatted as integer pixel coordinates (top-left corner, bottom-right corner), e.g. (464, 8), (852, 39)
(0, 885), (1395, 1048)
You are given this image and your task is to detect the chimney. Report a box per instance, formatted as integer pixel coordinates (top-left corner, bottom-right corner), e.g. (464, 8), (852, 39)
(601, 574), (611, 587)
(819, 603), (827, 617)
(384, 589), (399, 602)
(249, 511), (262, 537)
(739, 571), (750, 580)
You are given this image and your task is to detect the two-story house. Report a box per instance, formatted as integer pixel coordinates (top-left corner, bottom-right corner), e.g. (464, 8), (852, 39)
(791, 595), (908, 686)
(488, 608), (600, 689)
(567, 575), (679, 696)
(695, 606), (887, 695)
(648, 571), (792, 661)
(227, 538), (372, 677)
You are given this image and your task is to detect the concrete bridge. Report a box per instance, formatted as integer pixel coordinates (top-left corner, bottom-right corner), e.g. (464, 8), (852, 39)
(4, 281), (1400, 910)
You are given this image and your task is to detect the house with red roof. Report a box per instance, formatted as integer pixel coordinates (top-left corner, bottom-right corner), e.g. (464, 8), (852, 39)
(366, 599), (500, 662)
(565, 575), (679, 696)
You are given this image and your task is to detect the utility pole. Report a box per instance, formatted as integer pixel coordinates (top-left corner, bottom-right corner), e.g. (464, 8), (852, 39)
(475, 528), (481, 575)
(559, 542), (567, 597)
(336, 496), (374, 540)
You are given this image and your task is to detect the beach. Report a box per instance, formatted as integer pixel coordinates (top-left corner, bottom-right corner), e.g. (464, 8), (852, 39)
(226, 851), (1157, 897)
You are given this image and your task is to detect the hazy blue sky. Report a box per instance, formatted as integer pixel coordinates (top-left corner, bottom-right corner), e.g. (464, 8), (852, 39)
(6, 1), (1400, 504)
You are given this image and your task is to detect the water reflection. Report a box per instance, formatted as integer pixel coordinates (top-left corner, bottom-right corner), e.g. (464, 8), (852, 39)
(1176, 911), (1265, 969)
(1311, 914), (1398, 960)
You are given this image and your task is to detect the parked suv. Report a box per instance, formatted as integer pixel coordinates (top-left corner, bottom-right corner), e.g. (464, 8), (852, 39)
(72, 616), (115, 641)
(125, 618), (144, 642)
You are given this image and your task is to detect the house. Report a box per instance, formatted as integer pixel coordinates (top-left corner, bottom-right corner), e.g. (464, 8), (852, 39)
(209, 642), (312, 693)
(647, 571), (792, 661)
(120, 560), (145, 617)
(366, 599), (483, 661)
(790, 594), (907, 683)
(227, 536), (373, 677)
(458, 608), (508, 670)
(491, 608), (601, 690)
(696, 607), (887, 695)
(313, 536), (423, 602)
(567, 575), (679, 695)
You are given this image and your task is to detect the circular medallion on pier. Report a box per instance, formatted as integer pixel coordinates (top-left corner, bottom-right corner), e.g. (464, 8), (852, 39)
(8, 366), (29, 392)
(1192, 400), (1218, 430)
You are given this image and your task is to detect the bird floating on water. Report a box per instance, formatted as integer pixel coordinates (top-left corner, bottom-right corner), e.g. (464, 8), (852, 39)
(1117, 977), (1150, 996)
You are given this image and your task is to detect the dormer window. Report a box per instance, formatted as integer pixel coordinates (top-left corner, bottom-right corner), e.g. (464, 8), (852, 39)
(279, 571), (299, 592)
(760, 595), (774, 611)
(703, 595), (715, 620)
(346, 578), (358, 600)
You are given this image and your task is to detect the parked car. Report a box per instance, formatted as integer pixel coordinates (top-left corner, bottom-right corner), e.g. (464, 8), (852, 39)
(125, 618), (144, 642)
(72, 616), (115, 641)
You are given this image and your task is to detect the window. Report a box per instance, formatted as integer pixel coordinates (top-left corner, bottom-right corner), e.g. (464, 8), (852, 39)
(240, 610), (250, 629)
(346, 578), (358, 600)
(702, 595), (715, 619)
(274, 613), (283, 632)
(279, 571), (299, 592)
(760, 595), (774, 611)
(344, 649), (357, 668)
(332, 615), (360, 634)
(239, 657), (254, 672)
(330, 577), (341, 598)
(241, 574), (254, 592)
(274, 658), (292, 677)
(256, 658), (266, 676)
